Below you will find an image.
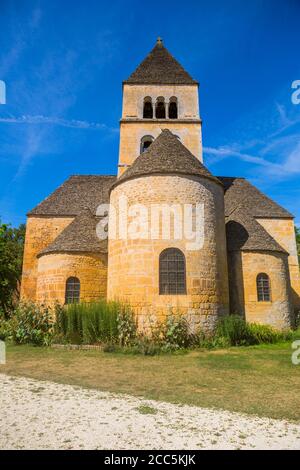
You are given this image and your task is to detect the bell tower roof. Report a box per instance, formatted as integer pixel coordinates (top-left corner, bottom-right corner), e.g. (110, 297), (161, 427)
(124, 38), (198, 85)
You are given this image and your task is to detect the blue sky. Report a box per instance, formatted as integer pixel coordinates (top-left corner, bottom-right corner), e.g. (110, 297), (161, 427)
(0, 0), (300, 226)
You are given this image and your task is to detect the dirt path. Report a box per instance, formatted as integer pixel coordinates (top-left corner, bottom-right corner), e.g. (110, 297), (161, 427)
(0, 373), (299, 450)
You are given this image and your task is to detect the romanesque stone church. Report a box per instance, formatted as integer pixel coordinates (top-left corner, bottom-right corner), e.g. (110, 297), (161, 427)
(21, 39), (300, 331)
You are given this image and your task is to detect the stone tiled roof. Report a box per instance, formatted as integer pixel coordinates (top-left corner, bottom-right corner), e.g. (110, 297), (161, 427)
(38, 208), (107, 257)
(28, 161), (292, 257)
(226, 210), (287, 254)
(28, 175), (116, 216)
(124, 39), (197, 85)
(218, 176), (293, 219)
(113, 129), (221, 188)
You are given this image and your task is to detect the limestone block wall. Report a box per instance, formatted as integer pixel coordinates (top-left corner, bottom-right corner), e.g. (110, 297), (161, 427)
(118, 84), (202, 174)
(36, 252), (108, 305)
(122, 84), (200, 120)
(257, 218), (300, 310)
(107, 174), (229, 332)
(20, 216), (74, 301)
(239, 251), (292, 329)
(118, 122), (202, 174)
(227, 250), (245, 315)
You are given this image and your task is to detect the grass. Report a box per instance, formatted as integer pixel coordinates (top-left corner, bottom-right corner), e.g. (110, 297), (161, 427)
(136, 405), (158, 415)
(1, 341), (300, 421)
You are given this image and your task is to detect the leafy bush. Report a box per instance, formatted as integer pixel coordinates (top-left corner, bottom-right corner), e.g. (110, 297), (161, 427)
(10, 301), (54, 346)
(0, 318), (12, 341)
(117, 304), (137, 346)
(159, 314), (196, 351)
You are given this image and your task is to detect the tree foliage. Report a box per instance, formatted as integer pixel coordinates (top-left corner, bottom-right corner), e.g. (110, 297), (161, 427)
(0, 220), (25, 317)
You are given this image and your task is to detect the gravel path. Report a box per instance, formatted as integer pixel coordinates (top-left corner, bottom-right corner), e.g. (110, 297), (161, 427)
(1, 373), (300, 450)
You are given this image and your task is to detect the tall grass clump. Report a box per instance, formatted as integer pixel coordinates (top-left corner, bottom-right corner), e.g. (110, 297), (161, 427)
(55, 300), (136, 345)
(214, 315), (291, 346)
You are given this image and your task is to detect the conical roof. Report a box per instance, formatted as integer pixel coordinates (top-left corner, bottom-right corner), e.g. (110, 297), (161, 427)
(38, 208), (107, 257)
(124, 38), (197, 85)
(113, 129), (220, 189)
(226, 210), (287, 254)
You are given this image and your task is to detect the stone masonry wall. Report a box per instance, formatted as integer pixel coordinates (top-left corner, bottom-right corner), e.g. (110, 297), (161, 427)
(118, 122), (202, 175)
(118, 84), (202, 175)
(20, 216), (74, 301)
(36, 252), (107, 305)
(241, 251), (293, 329)
(107, 174), (229, 333)
(122, 84), (200, 120)
(256, 218), (300, 311)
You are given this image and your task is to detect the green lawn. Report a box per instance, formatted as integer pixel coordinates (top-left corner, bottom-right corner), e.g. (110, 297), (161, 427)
(1, 342), (300, 421)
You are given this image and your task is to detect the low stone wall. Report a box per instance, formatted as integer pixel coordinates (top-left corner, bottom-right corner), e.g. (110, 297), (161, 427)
(51, 344), (103, 350)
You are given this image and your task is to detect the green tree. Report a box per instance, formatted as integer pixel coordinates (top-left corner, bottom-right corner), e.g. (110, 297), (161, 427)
(0, 220), (25, 317)
(296, 226), (300, 264)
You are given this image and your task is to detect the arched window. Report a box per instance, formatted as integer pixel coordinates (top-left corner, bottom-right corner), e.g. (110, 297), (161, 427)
(140, 135), (154, 153)
(65, 277), (80, 304)
(143, 97), (153, 119)
(169, 97), (178, 119)
(159, 248), (186, 295)
(256, 273), (271, 302)
(156, 97), (166, 119)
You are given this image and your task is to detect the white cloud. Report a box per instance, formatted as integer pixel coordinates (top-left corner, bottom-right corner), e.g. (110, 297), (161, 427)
(204, 145), (282, 173)
(204, 102), (300, 181)
(0, 114), (117, 131)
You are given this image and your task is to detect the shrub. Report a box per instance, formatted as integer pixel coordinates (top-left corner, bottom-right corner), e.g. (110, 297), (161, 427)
(295, 310), (300, 329)
(216, 315), (250, 346)
(134, 314), (197, 354)
(214, 315), (287, 346)
(0, 318), (12, 341)
(246, 322), (281, 344)
(133, 335), (163, 355)
(162, 314), (194, 350)
(10, 301), (54, 346)
(102, 342), (119, 353)
(116, 304), (137, 346)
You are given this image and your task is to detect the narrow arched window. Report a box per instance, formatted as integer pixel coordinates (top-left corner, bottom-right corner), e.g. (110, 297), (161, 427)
(159, 248), (186, 295)
(256, 273), (271, 302)
(140, 135), (154, 153)
(143, 97), (153, 118)
(156, 97), (166, 119)
(65, 277), (80, 304)
(169, 97), (178, 119)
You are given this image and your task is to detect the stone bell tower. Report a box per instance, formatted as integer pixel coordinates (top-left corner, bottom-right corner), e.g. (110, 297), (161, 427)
(118, 38), (203, 176)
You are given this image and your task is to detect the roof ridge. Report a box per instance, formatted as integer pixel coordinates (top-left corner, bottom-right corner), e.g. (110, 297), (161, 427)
(124, 39), (197, 85)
